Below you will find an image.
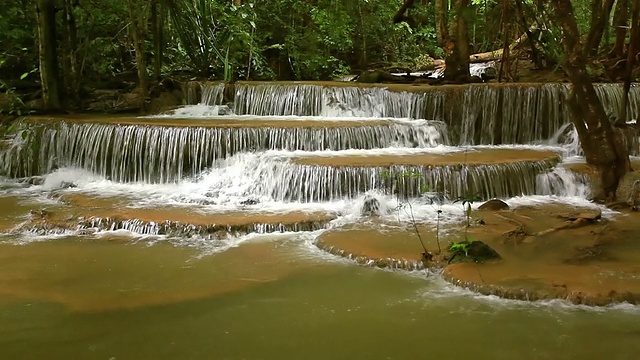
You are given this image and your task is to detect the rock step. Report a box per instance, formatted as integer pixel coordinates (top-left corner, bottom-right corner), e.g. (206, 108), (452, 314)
(261, 150), (560, 202)
(1, 118), (446, 180)
(23, 216), (332, 238)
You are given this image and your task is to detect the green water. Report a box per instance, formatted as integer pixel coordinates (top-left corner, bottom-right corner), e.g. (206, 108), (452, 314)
(0, 236), (639, 360)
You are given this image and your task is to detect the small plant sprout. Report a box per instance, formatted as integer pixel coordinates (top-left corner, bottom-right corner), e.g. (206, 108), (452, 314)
(454, 192), (483, 228)
(447, 239), (473, 264)
(382, 168), (435, 261)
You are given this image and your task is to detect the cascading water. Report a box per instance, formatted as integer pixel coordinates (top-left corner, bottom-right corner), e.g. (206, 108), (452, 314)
(0, 118), (448, 181)
(537, 166), (590, 198)
(229, 83), (428, 118)
(192, 82), (639, 147)
(1, 80), (638, 239)
(239, 153), (559, 202)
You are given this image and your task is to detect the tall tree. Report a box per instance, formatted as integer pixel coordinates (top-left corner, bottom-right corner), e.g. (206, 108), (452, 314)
(395, 0), (471, 81)
(435, 0), (471, 81)
(36, 0), (62, 110)
(61, 0), (79, 104)
(611, 0), (629, 58)
(150, 0), (163, 81)
(620, 0), (640, 121)
(584, 0), (615, 56)
(551, 0), (631, 199)
(127, 0), (149, 107)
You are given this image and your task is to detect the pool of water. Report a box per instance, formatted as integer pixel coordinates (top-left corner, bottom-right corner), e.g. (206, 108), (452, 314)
(0, 234), (639, 360)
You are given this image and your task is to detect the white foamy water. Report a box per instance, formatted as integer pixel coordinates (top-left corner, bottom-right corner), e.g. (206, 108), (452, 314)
(158, 104), (235, 117)
(547, 123), (582, 157)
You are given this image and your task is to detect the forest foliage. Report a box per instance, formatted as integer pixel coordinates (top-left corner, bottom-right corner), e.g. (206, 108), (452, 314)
(0, 0), (636, 86)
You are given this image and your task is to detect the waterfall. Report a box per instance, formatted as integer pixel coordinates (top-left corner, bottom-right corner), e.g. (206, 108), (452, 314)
(3, 81), (639, 211)
(200, 82), (226, 105)
(594, 83), (640, 121)
(230, 153), (559, 202)
(537, 166), (590, 198)
(227, 83), (427, 118)
(1, 119), (449, 182)
(548, 121), (639, 157)
(199, 82), (640, 146)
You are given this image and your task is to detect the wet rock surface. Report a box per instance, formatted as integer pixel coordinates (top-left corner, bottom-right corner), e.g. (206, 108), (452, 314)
(360, 195), (382, 217)
(315, 224), (435, 270)
(315, 203), (640, 306)
(478, 199), (509, 211)
(446, 240), (501, 264)
(7, 193), (337, 240)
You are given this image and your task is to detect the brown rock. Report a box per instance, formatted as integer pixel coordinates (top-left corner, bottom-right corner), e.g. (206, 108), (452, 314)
(478, 199), (509, 211)
(557, 209), (601, 222)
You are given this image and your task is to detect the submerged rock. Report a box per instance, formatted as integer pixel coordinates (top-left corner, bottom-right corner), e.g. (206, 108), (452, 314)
(360, 195), (382, 217)
(20, 176), (45, 186)
(240, 198), (260, 206)
(216, 104), (233, 116)
(60, 181), (77, 189)
(557, 209), (601, 222)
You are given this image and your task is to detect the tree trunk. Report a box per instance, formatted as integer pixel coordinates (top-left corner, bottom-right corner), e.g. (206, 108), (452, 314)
(551, 0), (631, 200)
(150, 0), (161, 81)
(620, 0), (640, 122)
(36, 0), (63, 111)
(62, 0), (79, 105)
(498, 0), (511, 82)
(443, 0), (470, 82)
(127, 0), (149, 109)
(514, 0), (543, 69)
(434, 0), (448, 48)
(585, 0), (615, 56)
(611, 0), (629, 58)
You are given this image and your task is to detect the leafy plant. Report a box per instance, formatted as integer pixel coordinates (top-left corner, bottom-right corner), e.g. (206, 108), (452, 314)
(0, 78), (29, 117)
(455, 192), (483, 228)
(448, 240), (471, 257)
(447, 239), (473, 264)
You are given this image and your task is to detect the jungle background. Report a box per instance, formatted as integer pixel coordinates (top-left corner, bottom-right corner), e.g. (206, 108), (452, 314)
(1, 0), (637, 113)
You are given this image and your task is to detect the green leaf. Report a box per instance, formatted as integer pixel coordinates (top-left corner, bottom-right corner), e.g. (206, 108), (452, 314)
(20, 72), (29, 80)
(21, 131), (27, 140)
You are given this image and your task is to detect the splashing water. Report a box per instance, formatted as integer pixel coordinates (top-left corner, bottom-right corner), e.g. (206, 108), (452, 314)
(537, 166), (590, 198)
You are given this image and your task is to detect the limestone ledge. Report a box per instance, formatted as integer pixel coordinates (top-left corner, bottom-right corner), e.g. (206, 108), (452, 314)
(22, 216), (331, 238)
(314, 203), (640, 307)
(315, 242), (426, 271)
(442, 268), (640, 306)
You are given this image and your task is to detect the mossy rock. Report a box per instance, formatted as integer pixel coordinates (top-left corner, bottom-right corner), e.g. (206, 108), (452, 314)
(447, 240), (501, 264)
